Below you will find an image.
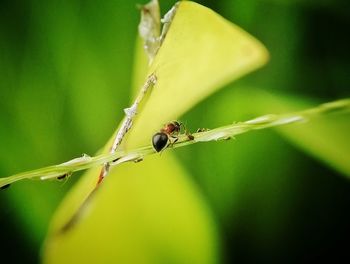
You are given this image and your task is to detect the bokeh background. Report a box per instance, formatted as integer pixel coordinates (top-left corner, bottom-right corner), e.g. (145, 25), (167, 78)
(0, 0), (349, 263)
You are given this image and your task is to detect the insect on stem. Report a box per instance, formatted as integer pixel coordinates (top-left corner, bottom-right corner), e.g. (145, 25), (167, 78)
(97, 74), (157, 185)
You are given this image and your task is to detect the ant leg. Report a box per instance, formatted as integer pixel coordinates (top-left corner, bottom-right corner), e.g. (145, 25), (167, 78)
(180, 123), (194, 140)
(186, 133), (194, 140)
(168, 135), (178, 148)
(196, 128), (209, 132)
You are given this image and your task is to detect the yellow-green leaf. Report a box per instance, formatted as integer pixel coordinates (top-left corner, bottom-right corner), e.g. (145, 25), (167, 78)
(125, 1), (268, 149)
(43, 1), (268, 263)
(257, 93), (350, 177)
(43, 154), (219, 264)
(231, 88), (350, 177)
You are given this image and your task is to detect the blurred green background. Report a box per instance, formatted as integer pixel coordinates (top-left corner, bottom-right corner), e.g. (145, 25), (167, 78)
(0, 0), (349, 263)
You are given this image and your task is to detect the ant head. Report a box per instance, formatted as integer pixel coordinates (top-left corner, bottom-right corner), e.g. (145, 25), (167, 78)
(173, 121), (181, 127)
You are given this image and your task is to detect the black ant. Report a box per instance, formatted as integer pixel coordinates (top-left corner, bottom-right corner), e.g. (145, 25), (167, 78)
(57, 174), (68, 181)
(152, 121), (193, 152)
(56, 172), (72, 182)
(0, 184), (11, 190)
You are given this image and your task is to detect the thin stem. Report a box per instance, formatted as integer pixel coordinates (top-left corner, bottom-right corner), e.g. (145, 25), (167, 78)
(0, 98), (349, 189)
(98, 74), (157, 183)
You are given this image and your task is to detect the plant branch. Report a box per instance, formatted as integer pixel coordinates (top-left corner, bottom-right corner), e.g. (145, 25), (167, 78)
(1, 98), (349, 189)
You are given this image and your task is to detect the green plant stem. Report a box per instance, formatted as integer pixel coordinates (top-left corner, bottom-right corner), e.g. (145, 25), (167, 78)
(1, 98), (349, 188)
